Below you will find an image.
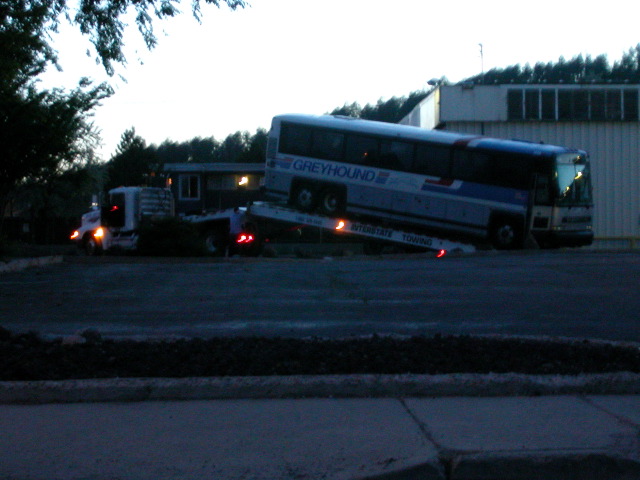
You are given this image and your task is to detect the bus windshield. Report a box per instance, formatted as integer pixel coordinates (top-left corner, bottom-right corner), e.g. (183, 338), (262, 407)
(555, 153), (592, 206)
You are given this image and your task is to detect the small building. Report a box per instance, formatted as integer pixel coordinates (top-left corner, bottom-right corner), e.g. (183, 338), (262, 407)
(400, 84), (640, 248)
(163, 163), (265, 215)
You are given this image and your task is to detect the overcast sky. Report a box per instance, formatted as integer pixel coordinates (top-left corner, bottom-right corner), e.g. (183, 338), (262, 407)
(40, 0), (640, 159)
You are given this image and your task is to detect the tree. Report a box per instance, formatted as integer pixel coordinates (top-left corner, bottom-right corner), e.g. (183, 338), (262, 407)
(237, 129), (267, 163)
(155, 140), (193, 164)
(0, 0), (111, 239)
(462, 46), (640, 85)
(51, 0), (247, 76)
(188, 137), (217, 162)
(105, 128), (159, 190)
(329, 91), (429, 125)
(611, 45), (640, 83)
(330, 102), (363, 118)
(215, 131), (251, 163)
(1, 0), (247, 240)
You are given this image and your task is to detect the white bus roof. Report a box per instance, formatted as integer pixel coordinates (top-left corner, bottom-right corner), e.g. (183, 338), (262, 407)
(272, 114), (585, 157)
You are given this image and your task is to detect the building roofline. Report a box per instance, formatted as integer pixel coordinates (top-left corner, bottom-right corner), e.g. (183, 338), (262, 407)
(163, 163), (264, 173)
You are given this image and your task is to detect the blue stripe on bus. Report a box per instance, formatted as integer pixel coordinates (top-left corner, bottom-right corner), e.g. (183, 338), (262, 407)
(421, 181), (529, 207)
(276, 158), (294, 169)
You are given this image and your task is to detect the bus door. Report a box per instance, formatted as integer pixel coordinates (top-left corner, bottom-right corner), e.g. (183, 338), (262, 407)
(529, 173), (553, 234)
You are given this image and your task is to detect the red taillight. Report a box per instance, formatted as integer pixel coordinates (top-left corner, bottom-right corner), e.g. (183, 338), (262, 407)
(236, 233), (254, 244)
(436, 249), (447, 258)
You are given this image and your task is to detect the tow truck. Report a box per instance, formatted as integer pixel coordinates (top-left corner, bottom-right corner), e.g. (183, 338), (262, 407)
(70, 186), (475, 257)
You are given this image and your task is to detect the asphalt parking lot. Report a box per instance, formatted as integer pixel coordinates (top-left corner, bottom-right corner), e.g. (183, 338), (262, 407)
(1, 250), (639, 342)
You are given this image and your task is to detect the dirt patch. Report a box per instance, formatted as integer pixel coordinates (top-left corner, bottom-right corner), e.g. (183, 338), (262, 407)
(1, 328), (639, 381)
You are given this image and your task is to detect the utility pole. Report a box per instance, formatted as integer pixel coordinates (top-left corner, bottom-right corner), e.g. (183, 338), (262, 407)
(479, 43), (484, 84)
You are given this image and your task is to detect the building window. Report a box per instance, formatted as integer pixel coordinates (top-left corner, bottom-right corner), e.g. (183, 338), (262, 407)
(557, 90), (572, 120)
(207, 175), (237, 191)
(179, 174), (200, 200)
(591, 90), (606, 120)
(509, 87), (639, 122)
(606, 90), (622, 120)
(573, 91), (589, 120)
(236, 175), (261, 190)
(507, 90), (523, 119)
(541, 90), (556, 120)
(206, 174), (262, 191)
(524, 90), (540, 120)
(624, 90), (639, 120)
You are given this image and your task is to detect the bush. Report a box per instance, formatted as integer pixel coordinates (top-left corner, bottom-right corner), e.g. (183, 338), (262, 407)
(136, 218), (205, 257)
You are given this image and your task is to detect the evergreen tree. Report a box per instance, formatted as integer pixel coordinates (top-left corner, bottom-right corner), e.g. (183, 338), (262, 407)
(105, 128), (158, 190)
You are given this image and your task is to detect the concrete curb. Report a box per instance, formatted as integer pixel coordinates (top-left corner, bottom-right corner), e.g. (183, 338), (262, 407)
(1, 372), (639, 404)
(0, 255), (63, 273)
(445, 452), (640, 480)
(354, 452), (640, 480)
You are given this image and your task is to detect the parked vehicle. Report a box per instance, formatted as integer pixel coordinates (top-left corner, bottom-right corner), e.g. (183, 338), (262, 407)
(264, 114), (594, 249)
(70, 186), (475, 257)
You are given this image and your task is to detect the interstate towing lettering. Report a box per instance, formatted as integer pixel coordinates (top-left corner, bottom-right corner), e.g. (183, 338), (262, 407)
(350, 223), (393, 238)
(401, 233), (433, 247)
(292, 159), (376, 182)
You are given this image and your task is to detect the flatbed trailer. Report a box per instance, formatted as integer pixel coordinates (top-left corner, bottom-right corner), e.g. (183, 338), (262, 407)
(242, 202), (476, 255)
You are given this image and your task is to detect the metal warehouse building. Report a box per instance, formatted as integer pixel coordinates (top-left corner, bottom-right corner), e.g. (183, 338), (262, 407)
(400, 84), (640, 248)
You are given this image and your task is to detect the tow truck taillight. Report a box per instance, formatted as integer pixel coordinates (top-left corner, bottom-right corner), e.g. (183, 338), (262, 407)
(436, 249), (447, 258)
(236, 233), (254, 244)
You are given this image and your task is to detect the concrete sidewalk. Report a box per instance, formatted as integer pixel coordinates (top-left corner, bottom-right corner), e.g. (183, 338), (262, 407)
(1, 377), (640, 479)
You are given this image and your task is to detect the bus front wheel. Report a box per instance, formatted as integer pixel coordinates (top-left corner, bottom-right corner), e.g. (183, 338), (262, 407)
(490, 217), (523, 250)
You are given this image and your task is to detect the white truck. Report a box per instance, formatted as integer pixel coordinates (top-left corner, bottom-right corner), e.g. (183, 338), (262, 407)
(71, 186), (475, 257)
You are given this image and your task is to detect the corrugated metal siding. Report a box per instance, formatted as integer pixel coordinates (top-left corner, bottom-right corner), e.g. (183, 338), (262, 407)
(446, 121), (640, 239)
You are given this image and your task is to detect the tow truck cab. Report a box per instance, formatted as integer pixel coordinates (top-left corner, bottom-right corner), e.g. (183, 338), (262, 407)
(70, 187), (174, 254)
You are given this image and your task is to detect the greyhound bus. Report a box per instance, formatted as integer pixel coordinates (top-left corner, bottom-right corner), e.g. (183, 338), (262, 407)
(264, 114), (593, 249)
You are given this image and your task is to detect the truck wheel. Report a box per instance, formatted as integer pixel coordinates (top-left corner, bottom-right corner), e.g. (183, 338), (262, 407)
(319, 187), (345, 216)
(83, 236), (101, 256)
(490, 217), (523, 250)
(204, 229), (225, 256)
(291, 184), (316, 212)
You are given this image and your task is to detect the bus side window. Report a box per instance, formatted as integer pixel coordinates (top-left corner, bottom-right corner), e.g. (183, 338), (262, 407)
(491, 154), (533, 190)
(280, 123), (313, 156)
(380, 141), (414, 171)
(414, 144), (451, 177)
(311, 130), (344, 161)
(345, 135), (379, 165)
(452, 150), (491, 183)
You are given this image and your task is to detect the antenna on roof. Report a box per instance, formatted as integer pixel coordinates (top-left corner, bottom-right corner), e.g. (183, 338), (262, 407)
(479, 43), (484, 84)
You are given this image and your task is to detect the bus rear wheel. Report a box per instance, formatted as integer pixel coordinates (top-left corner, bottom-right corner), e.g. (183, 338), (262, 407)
(319, 187), (345, 216)
(291, 183), (317, 212)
